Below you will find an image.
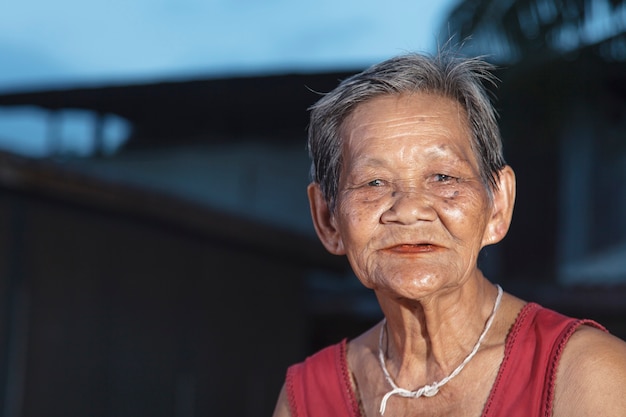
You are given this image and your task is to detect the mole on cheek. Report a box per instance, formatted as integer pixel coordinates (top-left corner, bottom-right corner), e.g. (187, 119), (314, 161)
(443, 191), (460, 205)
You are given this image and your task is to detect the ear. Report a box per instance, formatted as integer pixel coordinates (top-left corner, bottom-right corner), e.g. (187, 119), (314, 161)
(482, 165), (516, 247)
(307, 182), (346, 255)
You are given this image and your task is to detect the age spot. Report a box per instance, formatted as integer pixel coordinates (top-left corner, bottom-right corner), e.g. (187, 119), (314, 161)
(443, 191), (460, 205)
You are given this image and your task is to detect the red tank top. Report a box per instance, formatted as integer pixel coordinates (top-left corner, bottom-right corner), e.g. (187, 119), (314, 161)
(285, 303), (606, 417)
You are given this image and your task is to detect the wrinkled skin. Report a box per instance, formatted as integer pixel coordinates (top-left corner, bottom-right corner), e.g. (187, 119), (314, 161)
(312, 93), (506, 304)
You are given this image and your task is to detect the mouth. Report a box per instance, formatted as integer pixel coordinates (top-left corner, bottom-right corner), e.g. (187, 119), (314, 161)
(387, 243), (438, 253)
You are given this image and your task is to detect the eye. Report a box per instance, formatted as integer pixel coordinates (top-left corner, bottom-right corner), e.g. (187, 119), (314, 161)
(434, 174), (455, 182)
(367, 179), (385, 187)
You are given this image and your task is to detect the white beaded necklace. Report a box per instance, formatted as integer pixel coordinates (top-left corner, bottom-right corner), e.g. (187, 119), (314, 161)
(377, 285), (503, 415)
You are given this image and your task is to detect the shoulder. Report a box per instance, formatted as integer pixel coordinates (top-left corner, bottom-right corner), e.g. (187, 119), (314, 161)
(271, 341), (345, 417)
(271, 341), (346, 417)
(553, 325), (626, 416)
(347, 322), (381, 360)
(271, 383), (291, 417)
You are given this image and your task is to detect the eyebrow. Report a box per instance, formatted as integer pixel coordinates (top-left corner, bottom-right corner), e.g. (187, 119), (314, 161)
(351, 147), (472, 167)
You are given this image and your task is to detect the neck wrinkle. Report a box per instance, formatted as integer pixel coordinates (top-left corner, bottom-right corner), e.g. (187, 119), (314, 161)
(377, 278), (498, 386)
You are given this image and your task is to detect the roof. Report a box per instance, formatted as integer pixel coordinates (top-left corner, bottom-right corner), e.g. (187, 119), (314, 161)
(0, 149), (348, 271)
(0, 70), (357, 148)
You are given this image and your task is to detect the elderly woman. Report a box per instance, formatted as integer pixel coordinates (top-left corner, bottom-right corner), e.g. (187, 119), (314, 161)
(272, 51), (626, 417)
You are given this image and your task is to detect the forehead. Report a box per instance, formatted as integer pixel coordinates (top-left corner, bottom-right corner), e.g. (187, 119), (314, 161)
(340, 93), (474, 157)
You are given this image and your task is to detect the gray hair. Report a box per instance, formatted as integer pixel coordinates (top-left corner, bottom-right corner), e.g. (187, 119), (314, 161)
(307, 51), (506, 211)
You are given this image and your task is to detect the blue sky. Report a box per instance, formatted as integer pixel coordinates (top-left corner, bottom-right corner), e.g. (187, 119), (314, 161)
(0, 0), (457, 91)
(0, 0), (458, 156)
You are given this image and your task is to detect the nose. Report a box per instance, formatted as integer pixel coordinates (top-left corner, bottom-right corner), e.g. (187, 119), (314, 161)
(380, 188), (437, 224)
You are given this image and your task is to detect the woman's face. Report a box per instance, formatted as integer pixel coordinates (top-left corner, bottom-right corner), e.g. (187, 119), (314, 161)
(331, 93), (495, 300)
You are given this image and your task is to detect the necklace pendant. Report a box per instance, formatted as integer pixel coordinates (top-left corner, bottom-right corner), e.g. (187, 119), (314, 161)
(422, 384), (439, 397)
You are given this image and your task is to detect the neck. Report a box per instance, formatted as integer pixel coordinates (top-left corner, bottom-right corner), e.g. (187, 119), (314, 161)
(375, 278), (500, 386)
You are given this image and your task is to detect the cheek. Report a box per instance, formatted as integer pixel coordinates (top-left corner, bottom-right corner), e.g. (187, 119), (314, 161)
(337, 192), (389, 225)
(440, 190), (462, 213)
(437, 189), (491, 229)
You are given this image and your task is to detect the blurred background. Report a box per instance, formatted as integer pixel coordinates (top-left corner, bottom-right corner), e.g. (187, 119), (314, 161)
(0, 0), (624, 416)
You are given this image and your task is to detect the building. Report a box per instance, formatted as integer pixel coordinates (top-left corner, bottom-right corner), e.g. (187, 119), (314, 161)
(0, 56), (624, 416)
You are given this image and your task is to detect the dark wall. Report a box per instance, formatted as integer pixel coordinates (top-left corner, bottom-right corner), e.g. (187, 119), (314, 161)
(0, 189), (309, 417)
(487, 58), (626, 340)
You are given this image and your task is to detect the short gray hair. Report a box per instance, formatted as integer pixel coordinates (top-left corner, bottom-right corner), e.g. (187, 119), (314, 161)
(307, 50), (506, 211)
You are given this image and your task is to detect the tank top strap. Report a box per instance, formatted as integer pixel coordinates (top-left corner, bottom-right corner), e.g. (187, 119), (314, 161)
(482, 302), (607, 417)
(286, 338), (360, 417)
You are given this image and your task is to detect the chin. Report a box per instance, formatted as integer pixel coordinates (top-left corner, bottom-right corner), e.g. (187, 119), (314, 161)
(378, 271), (449, 300)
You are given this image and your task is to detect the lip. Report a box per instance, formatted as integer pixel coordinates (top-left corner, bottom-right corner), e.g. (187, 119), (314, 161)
(385, 243), (440, 254)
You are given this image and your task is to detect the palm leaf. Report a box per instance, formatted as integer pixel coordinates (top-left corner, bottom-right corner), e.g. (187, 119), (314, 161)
(443, 0), (626, 62)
